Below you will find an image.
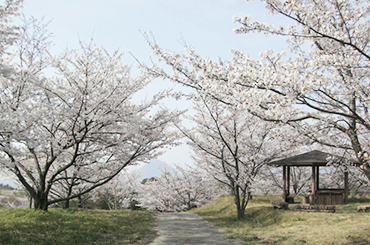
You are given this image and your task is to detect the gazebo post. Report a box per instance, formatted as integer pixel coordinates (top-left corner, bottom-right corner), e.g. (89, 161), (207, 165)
(282, 165), (287, 202)
(316, 166), (320, 191)
(311, 166), (316, 204)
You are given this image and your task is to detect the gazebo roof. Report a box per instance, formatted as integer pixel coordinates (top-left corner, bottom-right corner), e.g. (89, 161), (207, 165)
(269, 150), (342, 167)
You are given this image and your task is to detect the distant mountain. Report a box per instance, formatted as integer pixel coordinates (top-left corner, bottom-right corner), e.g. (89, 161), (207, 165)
(0, 176), (19, 189)
(138, 159), (176, 180)
(0, 182), (16, 190)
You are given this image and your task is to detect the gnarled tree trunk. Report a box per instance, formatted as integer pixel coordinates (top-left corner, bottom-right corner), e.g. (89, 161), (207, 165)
(33, 191), (49, 211)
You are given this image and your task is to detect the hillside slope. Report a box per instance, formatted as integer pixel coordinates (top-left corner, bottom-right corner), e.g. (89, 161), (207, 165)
(190, 195), (370, 245)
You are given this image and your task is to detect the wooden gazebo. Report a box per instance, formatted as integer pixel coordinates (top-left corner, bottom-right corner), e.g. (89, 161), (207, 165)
(269, 150), (350, 205)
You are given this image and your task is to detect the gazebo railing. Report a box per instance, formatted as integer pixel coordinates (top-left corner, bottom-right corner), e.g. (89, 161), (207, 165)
(310, 189), (347, 205)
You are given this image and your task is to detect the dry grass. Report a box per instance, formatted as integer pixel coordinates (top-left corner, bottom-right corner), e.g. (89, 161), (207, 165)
(190, 195), (370, 245)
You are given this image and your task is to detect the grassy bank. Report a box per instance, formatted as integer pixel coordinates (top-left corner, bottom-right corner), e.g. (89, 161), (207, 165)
(191, 195), (370, 245)
(0, 208), (155, 245)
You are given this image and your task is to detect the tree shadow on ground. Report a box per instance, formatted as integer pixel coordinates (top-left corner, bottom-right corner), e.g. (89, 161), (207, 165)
(241, 207), (284, 228)
(199, 206), (284, 229)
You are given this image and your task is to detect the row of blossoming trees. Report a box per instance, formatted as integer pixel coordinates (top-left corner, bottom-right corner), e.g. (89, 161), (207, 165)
(0, 1), (182, 211)
(57, 162), (368, 213)
(1, 0), (370, 219)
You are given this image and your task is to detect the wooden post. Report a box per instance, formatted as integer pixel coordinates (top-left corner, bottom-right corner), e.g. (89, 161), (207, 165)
(311, 166), (316, 204)
(316, 166), (320, 190)
(344, 170), (349, 204)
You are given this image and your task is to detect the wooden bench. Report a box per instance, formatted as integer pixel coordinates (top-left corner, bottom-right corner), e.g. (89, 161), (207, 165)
(271, 201), (289, 209)
(357, 205), (370, 212)
(296, 205), (335, 213)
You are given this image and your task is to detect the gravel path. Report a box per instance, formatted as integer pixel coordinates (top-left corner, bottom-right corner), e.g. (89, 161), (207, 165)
(149, 212), (243, 245)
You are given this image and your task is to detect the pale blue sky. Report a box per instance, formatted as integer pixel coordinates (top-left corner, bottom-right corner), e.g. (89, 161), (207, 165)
(21, 0), (288, 60)
(17, 0), (289, 168)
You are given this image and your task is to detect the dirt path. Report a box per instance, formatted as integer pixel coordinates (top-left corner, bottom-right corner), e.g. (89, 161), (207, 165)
(149, 212), (243, 245)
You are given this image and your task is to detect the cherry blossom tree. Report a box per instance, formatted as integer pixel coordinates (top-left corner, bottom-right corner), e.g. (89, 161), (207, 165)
(138, 164), (224, 212)
(176, 96), (298, 219)
(138, 173), (179, 212)
(0, 37), (181, 210)
(142, 0), (370, 181)
(92, 170), (142, 210)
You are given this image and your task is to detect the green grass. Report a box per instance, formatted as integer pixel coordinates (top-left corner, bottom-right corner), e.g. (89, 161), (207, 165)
(0, 208), (155, 245)
(190, 195), (370, 245)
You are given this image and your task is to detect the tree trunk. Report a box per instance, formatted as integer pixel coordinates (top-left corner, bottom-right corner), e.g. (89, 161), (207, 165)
(237, 207), (245, 219)
(233, 187), (245, 219)
(33, 192), (49, 211)
(78, 195), (83, 208)
(63, 199), (70, 209)
(187, 202), (191, 210)
(29, 196), (33, 209)
(63, 185), (73, 209)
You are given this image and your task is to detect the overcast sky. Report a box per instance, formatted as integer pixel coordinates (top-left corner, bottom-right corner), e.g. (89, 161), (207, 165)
(16, 0), (290, 168)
